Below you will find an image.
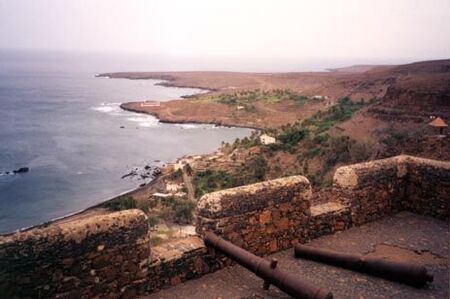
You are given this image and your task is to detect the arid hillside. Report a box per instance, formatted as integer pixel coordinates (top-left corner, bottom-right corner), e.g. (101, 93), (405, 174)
(101, 60), (450, 191)
(103, 59), (449, 128)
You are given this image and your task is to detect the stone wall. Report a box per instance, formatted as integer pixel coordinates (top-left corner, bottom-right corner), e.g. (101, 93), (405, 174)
(403, 156), (450, 220)
(147, 236), (226, 292)
(0, 155), (447, 297)
(196, 176), (312, 255)
(309, 202), (352, 239)
(0, 210), (150, 298)
(333, 155), (449, 225)
(333, 156), (408, 225)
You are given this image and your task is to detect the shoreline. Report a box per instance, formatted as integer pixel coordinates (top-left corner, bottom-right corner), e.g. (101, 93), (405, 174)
(96, 73), (218, 93)
(119, 103), (263, 130)
(0, 78), (252, 236)
(0, 172), (163, 237)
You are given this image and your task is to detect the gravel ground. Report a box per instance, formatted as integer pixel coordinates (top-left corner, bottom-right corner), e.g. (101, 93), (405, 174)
(145, 212), (449, 299)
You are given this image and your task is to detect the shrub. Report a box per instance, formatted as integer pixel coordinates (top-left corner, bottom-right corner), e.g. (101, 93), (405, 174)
(148, 215), (159, 228)
(305, 147), (321, 158)
(350, 142), (372, 162)
(303, 97), (365, 134)
(157, 198), (195, 224)
(194, 170), (239, 197)
(170, 168), (183, 180)
(106, 196), (136, 211)
(313, 133), (329, 145)
(324, 136), (353, 168)
(252, 156), (268, 181)
(277, 126), (309, 151)
(173, 200), (196, 224)
(137, 200), (151, 213)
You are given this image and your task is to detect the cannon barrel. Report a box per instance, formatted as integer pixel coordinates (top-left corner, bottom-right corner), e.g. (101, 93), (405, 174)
(204, 232), (333, 299)
(294, 244), (433, 288)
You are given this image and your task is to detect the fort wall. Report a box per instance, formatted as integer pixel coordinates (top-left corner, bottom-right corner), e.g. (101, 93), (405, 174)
(333, 155), (449, 225)
(0, 210), (150, 298)
(0, 155), (448, 297)
(196, 176), (312, 255)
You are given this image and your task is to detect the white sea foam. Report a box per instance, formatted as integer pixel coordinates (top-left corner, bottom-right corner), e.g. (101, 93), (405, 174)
(92, 106), (115, 112)
(92, 102), (160, 127)
(176, 124), (200, 129)
(127, 116), (159, 127)
(175, 123), (218, 129)
(127, 116), (149, 122)
(91, 102), (123, 114)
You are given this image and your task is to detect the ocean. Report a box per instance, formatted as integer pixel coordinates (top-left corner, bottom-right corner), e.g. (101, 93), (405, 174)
(0, 50), (252, 234)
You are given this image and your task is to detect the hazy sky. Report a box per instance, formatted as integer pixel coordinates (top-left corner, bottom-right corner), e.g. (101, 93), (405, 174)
(1, 0), (449, 62)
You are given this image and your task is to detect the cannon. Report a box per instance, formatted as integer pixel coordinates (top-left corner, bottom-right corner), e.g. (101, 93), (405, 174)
(204, 232), (333, 299)
(294, 244), (433, 288)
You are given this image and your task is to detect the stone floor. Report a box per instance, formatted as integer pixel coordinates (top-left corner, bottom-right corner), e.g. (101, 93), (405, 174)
(144, 212), (449, 299)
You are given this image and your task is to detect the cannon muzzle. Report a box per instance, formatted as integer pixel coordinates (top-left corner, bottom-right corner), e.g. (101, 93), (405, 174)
(294, 244), (433, 288)
(205, 232), (333, 299)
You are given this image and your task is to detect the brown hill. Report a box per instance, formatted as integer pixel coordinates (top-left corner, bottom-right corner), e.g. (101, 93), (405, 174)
(104, 60), (450, 188)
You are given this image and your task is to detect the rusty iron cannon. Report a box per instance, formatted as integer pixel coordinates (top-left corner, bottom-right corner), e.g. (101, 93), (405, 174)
(204, 232), (333, 299)
(294, 244), (433, 288)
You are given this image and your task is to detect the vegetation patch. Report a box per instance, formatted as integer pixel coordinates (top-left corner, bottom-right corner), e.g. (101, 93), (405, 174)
(303, 97), (365, 134)
(158, 196), (196, 224)
(194, 155), (268, 197)
(203, 89), (321, 107)
(105, 195), (151, 213)
(105, 196), (137, 211)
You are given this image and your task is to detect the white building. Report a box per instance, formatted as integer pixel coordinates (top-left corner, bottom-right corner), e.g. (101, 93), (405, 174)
(260, 134), (276, 145)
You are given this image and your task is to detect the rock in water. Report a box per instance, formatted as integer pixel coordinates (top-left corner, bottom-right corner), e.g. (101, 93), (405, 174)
(13, 167), (29, 174)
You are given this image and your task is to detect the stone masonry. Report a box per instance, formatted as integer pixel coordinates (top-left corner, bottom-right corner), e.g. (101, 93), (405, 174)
(334, 155), (449, 225)
(147, 236), (225, 292)
(0, 155), (448, 297)
(0, 210), (150, 298)
(196, 176), (312, 255)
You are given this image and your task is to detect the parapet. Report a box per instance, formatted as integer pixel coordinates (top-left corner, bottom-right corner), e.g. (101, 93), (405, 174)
(0, 209), (150, 298)
(197, 176), (311, 218)
(197, 175), (312, 255)
(334, 155), (449, 224)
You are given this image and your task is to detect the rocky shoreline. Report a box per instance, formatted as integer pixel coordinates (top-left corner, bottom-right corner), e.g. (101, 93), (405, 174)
(120, 103), (262, 130)
(1, 81), (245, 235)
(0, 167), (29, 176)
(9, 59), (448, 235)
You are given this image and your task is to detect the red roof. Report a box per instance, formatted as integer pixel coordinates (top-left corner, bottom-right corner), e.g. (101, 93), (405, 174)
(429, 117), (448, 127)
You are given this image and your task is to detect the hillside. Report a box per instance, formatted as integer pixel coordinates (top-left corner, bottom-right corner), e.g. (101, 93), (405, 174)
(102, 59), (450, 193)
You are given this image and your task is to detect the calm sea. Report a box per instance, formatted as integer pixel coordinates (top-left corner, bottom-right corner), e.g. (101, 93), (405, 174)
(0, 50), (252, 233)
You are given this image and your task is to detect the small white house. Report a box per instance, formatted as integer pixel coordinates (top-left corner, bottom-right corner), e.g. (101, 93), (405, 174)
(152, 193), (172, 200)
(260, 134), (276, 145)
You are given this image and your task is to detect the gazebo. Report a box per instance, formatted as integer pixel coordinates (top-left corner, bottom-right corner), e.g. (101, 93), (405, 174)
(428, 117), (448, 136)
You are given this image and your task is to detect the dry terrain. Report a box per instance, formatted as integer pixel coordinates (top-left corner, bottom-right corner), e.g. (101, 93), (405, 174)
(59, 60), (449, 245)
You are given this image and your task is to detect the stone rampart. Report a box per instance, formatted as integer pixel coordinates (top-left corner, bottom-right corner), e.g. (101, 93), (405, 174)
(333, 155), (449, 225)
(0, 155), (447, 297)
(309, 202), (352, 239)
(0, 209), (150, 298)
(147, 236), (225, 292)
(196, 176), (312, 255)
(403, 156), (450, 219)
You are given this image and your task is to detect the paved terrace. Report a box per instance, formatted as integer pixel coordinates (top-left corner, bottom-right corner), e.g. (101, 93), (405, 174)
(144, 212), (449, 299)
